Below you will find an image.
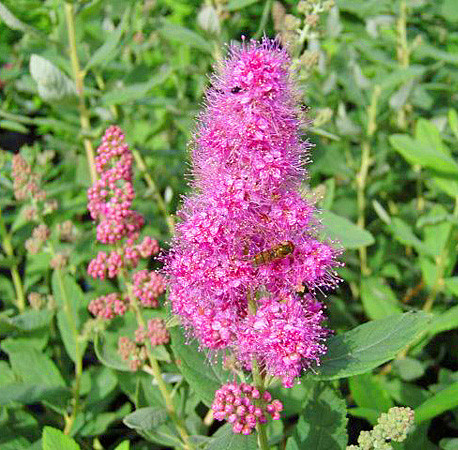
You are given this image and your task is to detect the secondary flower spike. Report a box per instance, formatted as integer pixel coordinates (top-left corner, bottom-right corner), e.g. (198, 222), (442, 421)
(165, 38), (341, 387)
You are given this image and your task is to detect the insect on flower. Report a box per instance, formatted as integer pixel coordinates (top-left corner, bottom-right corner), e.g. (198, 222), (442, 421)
(252, 241), (295, 267)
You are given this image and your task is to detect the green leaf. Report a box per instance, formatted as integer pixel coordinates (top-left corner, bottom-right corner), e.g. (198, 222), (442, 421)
(0, 2), (29, 31)
(79, 403), (131, 437)
(158, 21), (212, 53)
(393, 357), (425, 381)
(42, 426), (80, 450)
(85, 8), (130, 71)
(440, 438), (458, 450)
(0, 384), (70, 405)
(347, 407), (380, 424)
(321, 210), (374, 249)
(349, 373), (393, 418)
(389, 134), (458, 176)
(113, 442), (130, 450)
(207, 423), (257, 449)
(415, 119), (449, 156)
(444, 277), (458, 296)
(52, 272), (89, 362)
(94, 332), (130, 371)
(383, 379), (429, 408)
(101, 66), (172, 105)
(0, 120), (29, 133)
(2, 343), (66, 387)
(427, 305), (458, 339)
(315, 312), (431, 380)
(123, 407), (168, 430)
(448, 109), (458, 140)
(9, 309), (54, 331)
(360, 277), (402, 320)
(441, 0), (458, 22)
(415, 381), (458, 424)
(29, 55), (77, 103)
(226, 0), (259, 11)
(389, 217), (430, 255)
(170, 326), (231, 406)
(289, 384), (348, 450)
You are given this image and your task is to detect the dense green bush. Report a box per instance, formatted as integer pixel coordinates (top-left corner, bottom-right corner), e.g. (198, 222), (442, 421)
(0, 0), (457, 449)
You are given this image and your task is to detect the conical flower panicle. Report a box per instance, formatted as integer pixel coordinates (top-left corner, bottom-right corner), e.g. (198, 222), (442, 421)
(166, 38), (341, 387)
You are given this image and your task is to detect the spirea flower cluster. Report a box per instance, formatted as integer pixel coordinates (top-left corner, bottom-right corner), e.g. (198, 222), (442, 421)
(87, 126), (161, 280)
(165, 38), (341, 387)
(87, 126), (165, 319)
(211, 382), (283, 435)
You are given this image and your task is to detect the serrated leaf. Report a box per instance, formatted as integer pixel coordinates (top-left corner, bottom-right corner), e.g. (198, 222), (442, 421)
(42, 426), (80, 450)
(360, 277), (402, 320)
(29, 55), (76, 102)
(415, 381), (458, 424)
(170, 326), (231, 406)
(315, 312), (431, 380)
(321, 210), (374, 249)
(207, 423), (257, 449)
(290, 384), (348, 449)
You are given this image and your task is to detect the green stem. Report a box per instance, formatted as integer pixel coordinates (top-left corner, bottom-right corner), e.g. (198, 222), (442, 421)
(252, 359), (269, 450)
(0, 207), (25, 312)
(356, 141), (371, 277)
(132, 149), (175, 235)
(64, 2), (97, 184)
(53, 265), (83, 435)
(123, 275), (192, 449)
(247, 291), (269, 450)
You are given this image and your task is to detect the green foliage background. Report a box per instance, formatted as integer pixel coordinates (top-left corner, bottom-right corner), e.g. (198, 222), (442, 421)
(0, 0), (457, 449)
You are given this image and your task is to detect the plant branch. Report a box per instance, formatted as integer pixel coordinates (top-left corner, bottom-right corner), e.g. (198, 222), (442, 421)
(122, 274), (192, 449)
(64, 2), (97, 184)
(0, 207), (25, 312)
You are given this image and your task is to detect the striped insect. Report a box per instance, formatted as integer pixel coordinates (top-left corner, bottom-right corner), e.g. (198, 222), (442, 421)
(252, 240), (295, 267)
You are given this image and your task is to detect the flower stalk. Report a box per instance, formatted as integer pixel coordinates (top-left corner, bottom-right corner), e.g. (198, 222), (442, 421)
(64, 2), (97, 184)
(0, 207), (25, 312)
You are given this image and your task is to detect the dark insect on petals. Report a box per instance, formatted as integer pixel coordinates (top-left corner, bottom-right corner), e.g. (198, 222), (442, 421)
(231, 86), (242, 94)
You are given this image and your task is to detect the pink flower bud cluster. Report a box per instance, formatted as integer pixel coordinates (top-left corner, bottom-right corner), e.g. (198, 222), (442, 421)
(211, 382), (283, 435)
(88, 293), (127, 319)
(132, 270), (166, 307)
(118, 336), (147, 371)
(25, 224), (50, 255)
(135, 318), (170, 346)
(166, 38), (341, 387)
(12, 154), (46, 201)
(86, 126), (160, 280)
(11, 153), (58, 221)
